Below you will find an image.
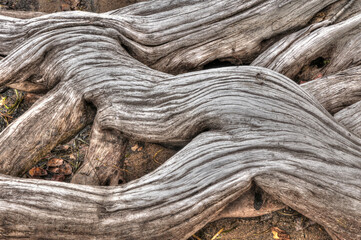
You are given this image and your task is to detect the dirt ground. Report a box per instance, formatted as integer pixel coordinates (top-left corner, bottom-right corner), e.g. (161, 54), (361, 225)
(0, 0), (146, 13)
(0, 1), (334, 239)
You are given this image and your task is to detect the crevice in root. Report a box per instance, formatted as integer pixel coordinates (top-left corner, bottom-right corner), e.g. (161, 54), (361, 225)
(0, 86), (9, 93)
(119, 42), (137, 60)
(217, 183), (285, 220)
(310, 57), (330, 69)
(203, 59), (237, 70)
(253, 185), (264, 211)
(307, 0), (340, 25)
(308, 0), (357, 25)
(295, 54), (331, 84)
(0, 88), (27, 132)
(258, 25), (308, 56)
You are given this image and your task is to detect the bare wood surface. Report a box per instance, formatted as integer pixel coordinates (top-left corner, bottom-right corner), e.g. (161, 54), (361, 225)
(0, 0), (346, 74)
(0, 1), (360, 239)
(252, 7), (361, 79)
(335, 101), (361, 137)
(0, 87), (94, 175)
(301, 66), (361, 114)
(0, 10), (45, 19)
(71, 118), (126, 186)
(1, 65), (361, 239)
(220, 64), (361, 220)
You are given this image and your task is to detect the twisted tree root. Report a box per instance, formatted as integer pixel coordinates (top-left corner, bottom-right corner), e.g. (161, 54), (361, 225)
(0, 1), (360, 239)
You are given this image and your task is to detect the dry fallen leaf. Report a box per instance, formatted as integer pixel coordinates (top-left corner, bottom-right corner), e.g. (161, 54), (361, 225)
(131, 144), (139, 151)
(24, 93), (41, 104)
(59, 144), (70, 151)
(29, 167), (47, 177)
(51, 174), (65, 182)
(271, 227), (291, 240)
(313, 73), (323, 80)
(47, 158), (64, 167)
(60, 162), (72, 175)
(48, 167), (60, 174)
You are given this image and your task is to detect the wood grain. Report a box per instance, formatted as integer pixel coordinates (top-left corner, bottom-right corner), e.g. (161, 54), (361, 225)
(0, 1), (360, 239)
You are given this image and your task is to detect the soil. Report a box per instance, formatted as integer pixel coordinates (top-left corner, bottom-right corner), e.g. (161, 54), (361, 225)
(0, 2), (333, 240)
(0, 0), (146, 13)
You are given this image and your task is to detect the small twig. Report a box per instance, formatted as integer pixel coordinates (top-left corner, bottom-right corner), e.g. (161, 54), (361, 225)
(192, 234), (202, 240)
(153, 149), (163, 165)
(76, 137), (89, 145)
(210, 228), (224, 240)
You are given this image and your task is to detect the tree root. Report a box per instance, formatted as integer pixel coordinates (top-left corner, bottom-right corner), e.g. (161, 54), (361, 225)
(0, 1), (360, 239)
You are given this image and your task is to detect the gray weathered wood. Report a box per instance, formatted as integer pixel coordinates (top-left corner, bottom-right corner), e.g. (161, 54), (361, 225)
(252, 7), (361, 79)
(0, 1), (361, 239)
(1, 66), (361, 239)
(301, 66), (361, 114)
(0, 0), (347, 74)
(71, 117), (126, 186)
(335, 101), (361, 137)
(0, 10), (45, 19)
